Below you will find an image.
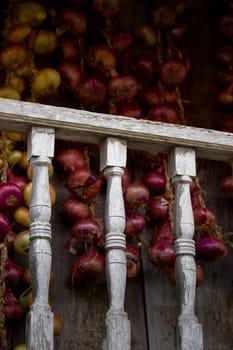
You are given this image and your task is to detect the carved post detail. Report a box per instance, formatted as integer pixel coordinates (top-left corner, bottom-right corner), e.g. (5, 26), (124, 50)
(100, 137), (130, 350)
(168, 147), (203, 350)
(26, 127), (55, 350)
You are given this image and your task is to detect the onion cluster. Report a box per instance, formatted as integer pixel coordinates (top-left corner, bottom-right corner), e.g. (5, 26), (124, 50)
(0, 1), (61, 102)
(54, 144), (106, 285)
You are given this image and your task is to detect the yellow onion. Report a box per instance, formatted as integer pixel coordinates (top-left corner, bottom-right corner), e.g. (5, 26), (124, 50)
(5, 132), (26, 142)
(12, 1), (47, 27)
(18, 151), (29, 169)
(13, 230), (30, 256)
(8, 76), (27, 95)
(0, 86), (21, 100)
(31, 30), (57, 55)
(7, 150), (23, 166)
(13, 344), (26, 350)
(13, 206), (31, 227)
(0, 44), (28, 71)
(6, 24), (32, 43)
(30, 68), (61, 97)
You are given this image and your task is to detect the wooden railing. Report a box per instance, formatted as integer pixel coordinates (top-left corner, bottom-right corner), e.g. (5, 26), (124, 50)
(0, 98), (233, 350)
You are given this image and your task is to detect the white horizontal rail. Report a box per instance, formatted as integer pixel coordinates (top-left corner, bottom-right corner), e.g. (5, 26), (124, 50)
(0, 98), (233, 162)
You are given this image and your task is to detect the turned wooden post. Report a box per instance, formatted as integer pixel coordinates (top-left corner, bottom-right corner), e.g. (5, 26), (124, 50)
(26, 127), (55, 350)
(100, 137), (130, 350)
(168, 147), (203, 350)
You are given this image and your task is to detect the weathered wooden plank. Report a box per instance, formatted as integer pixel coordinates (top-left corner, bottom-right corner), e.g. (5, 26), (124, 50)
(0, 98), (233, 162)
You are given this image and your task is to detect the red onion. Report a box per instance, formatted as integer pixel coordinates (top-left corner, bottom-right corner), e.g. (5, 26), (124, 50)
(140, 87), (178, 106)
(217, 85), (233, 105)
(58, 36), (80, 62)
(58, 61), (85, 92)
(148, 104), (180, 124)
(124, 213), (147, 240)
(152, 5), (176, 29)
(216, 45), (233, 64)
(54, 147), (87, 173)
(4, 288), (24, 320)
(159, 59), (188, 88)
(68, 248), (106, 285)
(164, 89), (179, 104)
(124, 181), (150, 211)
(0, 182), (23, 211)
(148, 241), (175, 269)
(0, 212), (11, 239)
(139, 86), (162, 106)
(66, 167), (102, 200)
(147, 195), (169, 220)
(220, 175), (233, 196)
(111, 31), (134, 53)
(193, 206), (216, 226)
(87, 44), (117, 78)
(57, 8), (87, 36)
(152, 220), (174, 244)
(5, 259), (23, 290)
(195, 233), (227, 262)
(78, 78), (107, 109)
(219, 12), (233, 39)
(171, 22), (188, 40)
(218, 70), (233, 86)
(92, 0), (121, 18)
(126, 244), (141, 278)
(219, 113), (233, 132)
(61, 198), (92, 223)
(132, 150), (163, 168)
(7, 168), (29, 191)
(148, 220), (175, 268)
(117, 102), (144, 119)
(141, 166), (166, 194)
(132, 53), (157, 79)
(191, 190), (216, 225)
(108, 75), (140, 103)
(68, 218), (103, 251)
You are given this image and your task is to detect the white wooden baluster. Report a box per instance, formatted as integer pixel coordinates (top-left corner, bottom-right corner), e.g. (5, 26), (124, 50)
(100, 137), (130, 350)
(168, 147), (203, 350)
(26, 127), (55, 350)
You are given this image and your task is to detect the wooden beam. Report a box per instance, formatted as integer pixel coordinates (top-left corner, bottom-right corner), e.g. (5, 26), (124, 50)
(0, 98), (233, 162)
